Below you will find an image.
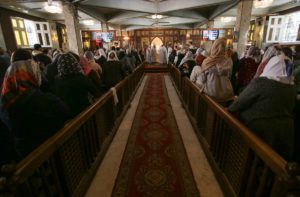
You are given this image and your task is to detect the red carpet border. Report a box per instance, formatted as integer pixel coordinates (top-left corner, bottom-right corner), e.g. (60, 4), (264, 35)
(112, 73), (200, 197)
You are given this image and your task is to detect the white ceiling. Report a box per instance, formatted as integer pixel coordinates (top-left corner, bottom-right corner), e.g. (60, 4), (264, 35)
(0, 0), (299, 30)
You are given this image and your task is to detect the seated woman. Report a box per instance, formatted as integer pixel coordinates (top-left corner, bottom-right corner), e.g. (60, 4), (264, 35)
(228, 47), (295, 160)
(0, 59), (69, 158)
(236, 46), (260, 93)
(54, 53), (99, 117)
(178, 51), (196, 77)
(196, 38), (234, 105)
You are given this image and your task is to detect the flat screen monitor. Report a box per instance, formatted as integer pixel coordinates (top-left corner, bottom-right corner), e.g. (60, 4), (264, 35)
(208, 30), (219, 40)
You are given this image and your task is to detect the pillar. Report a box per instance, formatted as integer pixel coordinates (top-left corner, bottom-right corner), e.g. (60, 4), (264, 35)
(234, 0), (253, 56)
(62, 3), (83, 55)
(207, 20), (214, 29)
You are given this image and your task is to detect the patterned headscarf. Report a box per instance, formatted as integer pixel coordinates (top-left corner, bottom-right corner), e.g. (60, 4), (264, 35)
(57, 53), (83, 78)
(1, 60), (41, 110)
(254, 46), (278, 78)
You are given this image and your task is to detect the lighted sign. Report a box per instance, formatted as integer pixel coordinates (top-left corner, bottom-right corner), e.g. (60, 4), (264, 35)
(208, 30), (219, 40)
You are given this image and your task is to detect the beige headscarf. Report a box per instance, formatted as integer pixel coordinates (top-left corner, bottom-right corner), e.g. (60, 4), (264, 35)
(201, 38), (226, 71)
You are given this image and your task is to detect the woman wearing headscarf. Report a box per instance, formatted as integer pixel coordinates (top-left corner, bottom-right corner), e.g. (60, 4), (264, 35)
(0, 59), (69, 158)
(190, 50), (208, 84)
(95, 47), (107, 67)
(236, 46), (260, 93)
(80, 56), (103, 92)
(54, 53), (99, 117)
(254, 45), (280, 78)
(196, 38), (234, 104)
(175, 47), (186, 68)
(102, 51), (125, 89)
(195, 48), (207, 67)
(84, 51), (102, 77)
(228, 47), (295, 160)
(178, 50), (196, 77)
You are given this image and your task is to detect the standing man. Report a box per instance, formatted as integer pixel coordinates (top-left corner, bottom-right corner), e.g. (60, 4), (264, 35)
(159, 44), (167, 65)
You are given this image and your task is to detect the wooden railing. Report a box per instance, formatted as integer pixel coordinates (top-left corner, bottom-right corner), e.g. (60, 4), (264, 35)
(0, 65), (144, 197)
(169, 65), (300, 197)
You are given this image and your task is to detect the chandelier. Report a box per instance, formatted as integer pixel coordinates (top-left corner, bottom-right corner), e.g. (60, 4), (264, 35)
(253, 0), (274, 8)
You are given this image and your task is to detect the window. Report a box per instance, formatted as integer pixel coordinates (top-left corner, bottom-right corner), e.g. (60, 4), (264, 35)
(11, 17), (29, 47)
(266, 11), (300, 43)
(266, 16), (284, 43)
(35, 22), (52, 47)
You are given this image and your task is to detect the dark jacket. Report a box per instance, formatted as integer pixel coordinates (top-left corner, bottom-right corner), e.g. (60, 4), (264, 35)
(8, 90), (69, 158)
(0, 119), (19, 165)
(228, 77), (296, 159)
(102, 61), (125, 89)
(54, 74), (98, 117)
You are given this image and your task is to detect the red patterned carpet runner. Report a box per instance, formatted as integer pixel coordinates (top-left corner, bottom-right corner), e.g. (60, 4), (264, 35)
(112, 73), (200, 197)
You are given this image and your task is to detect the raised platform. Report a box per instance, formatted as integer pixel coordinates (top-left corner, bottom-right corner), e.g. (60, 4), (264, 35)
(144, 63), (169, 73)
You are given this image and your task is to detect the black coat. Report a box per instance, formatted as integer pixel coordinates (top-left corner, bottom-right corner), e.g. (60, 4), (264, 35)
(54, 74), (98, 117)
(8, 89), (69, 158)
(102, 61), (125, 89)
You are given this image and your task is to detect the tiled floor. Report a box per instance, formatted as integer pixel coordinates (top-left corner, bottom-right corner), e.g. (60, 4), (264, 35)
(85, 74), (223, 197)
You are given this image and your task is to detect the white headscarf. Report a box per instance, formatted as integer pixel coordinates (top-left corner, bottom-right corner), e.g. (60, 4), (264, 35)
(107, 51), (119, 61)
(179, 51), (194, 67)
(260, 53), (294, 84)
(95, 48), (107, 60)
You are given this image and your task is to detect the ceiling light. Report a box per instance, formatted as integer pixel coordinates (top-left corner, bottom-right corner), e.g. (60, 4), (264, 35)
(44, 2), (62, 13)
(253, 0), (273, 8)
(82, 20), (94, 25)
(220, 17), (234, 22)
(151, 14), (163, 19)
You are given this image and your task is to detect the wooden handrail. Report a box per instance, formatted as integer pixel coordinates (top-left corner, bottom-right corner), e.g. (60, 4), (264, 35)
(14, 65), (144, 179)
(182, 77), (287, 176)
(168, 64), (299, 197)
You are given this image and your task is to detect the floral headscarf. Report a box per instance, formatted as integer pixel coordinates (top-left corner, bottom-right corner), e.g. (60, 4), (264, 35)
(57, 53), (83, 78)
(1, 60), (41, 110)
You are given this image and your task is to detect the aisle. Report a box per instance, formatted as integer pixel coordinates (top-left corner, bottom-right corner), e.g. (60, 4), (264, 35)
(85, 73), (223, 197)
(112, 73), (199, 196)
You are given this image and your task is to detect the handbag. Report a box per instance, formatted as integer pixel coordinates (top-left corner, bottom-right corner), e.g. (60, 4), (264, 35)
(198, 66), (234, 102)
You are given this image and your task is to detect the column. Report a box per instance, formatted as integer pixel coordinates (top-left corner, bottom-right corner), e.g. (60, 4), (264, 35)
(207, 20), (214, 29)
(234, 0), (253, 56)
(62, 3), (83, 55)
